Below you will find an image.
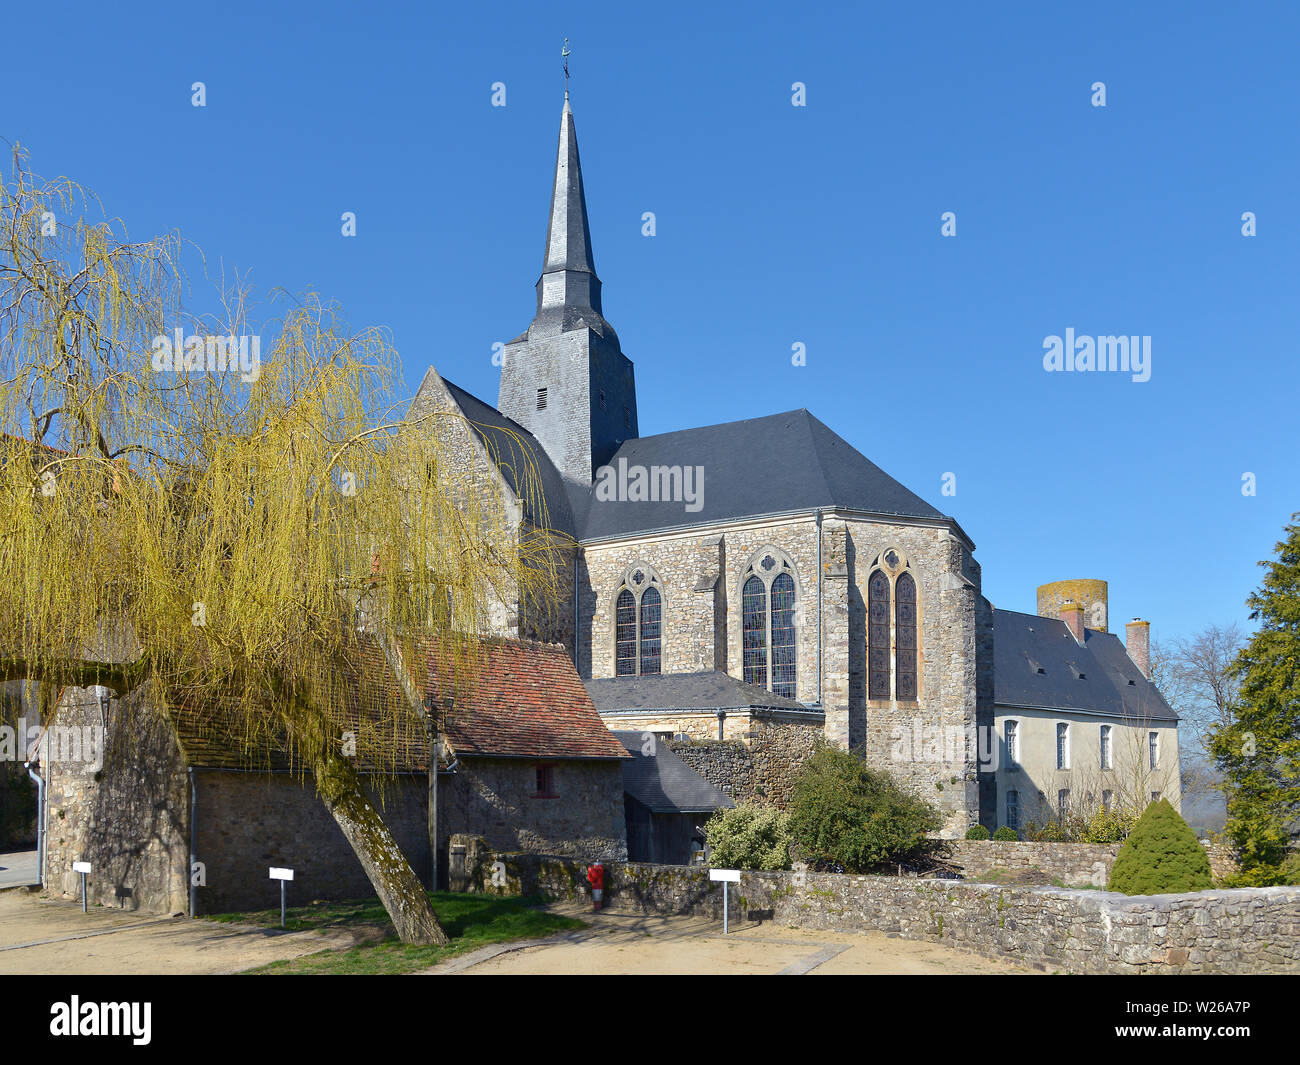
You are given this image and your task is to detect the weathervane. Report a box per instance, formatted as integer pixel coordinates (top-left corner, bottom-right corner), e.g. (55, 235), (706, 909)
(562, 38), (571, 95)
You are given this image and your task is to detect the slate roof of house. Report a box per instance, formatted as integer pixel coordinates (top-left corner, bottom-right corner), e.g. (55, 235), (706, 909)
(169, 635), (627, 771)
(992, 608), (1178, 723)
(611, 730), (735, 814)
(585, 671), (811, 713)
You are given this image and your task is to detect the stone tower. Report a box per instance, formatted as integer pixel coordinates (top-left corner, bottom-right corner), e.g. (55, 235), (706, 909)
(498, 93), (638, 487)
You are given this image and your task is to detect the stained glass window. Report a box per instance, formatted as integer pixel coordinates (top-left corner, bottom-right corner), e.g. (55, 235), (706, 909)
(742, 575), (767, 689)
(615, 589), (636, 676)
(639, 586), (662, 675)
(868, 570), (890, 700)
(895, 571), (917, 701)
(770, 573), (797, 699)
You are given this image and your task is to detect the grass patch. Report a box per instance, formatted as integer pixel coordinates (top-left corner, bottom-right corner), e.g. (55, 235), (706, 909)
(205, 891), (585, 975)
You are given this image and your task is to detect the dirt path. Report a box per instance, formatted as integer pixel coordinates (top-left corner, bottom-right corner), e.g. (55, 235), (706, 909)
(0, 889), (359, 974)
(426, 904), (1037, 975)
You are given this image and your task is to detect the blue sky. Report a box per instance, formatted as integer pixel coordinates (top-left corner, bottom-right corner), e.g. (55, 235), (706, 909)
(4, 1), (1297, 644)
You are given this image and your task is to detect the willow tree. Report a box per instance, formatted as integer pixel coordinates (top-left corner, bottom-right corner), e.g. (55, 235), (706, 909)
(0, 147), (560, 943)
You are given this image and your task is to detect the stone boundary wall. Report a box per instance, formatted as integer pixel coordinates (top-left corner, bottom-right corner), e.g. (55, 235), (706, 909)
(947, 839), (1239, 887)
(947, 840), (1120, 886)
(477, 851), (1298, 974)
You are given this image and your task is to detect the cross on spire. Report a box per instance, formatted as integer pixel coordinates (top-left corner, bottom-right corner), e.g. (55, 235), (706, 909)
(562, 38), (571, 98)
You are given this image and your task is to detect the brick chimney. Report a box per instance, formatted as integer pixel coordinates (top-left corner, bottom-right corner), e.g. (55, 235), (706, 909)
(1126, 618), (1151, 678)
(1060, 599), (1085, 643)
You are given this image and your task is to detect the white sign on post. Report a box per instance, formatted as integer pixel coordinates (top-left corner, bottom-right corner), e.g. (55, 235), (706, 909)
(72, 861), (92, 874)
(709, 868), (740, 935)
(269, 867), (294, 881)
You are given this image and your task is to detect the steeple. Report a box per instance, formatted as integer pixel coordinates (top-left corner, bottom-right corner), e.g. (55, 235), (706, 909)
(498, 89), (638, 488)
(525, 94), (617, 343)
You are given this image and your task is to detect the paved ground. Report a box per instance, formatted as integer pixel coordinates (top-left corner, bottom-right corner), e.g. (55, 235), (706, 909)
(0, 889), (363, 974)
(424, 904), (1036, 976)
(0, 887), (1035, 975)
(0, 851), (38, 890)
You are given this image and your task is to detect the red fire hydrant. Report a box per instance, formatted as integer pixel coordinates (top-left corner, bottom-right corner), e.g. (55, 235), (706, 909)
(586, 863), (605, 912)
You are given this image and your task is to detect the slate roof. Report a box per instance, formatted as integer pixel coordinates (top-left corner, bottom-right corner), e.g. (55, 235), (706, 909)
(169, 635), (627, 771)
(992, 608), (1177, 723)
(612, 730), (734, 814)
(585, 671), (810, 713)
(424, 382), (955, 544)
(581, 409), (948, 540)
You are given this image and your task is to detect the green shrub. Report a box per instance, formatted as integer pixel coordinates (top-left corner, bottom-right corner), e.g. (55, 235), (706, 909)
(703, 804), (792, 870)
(992, 826), (1018, 841)
(1107, 799), (1214, 896)
(965, 825), (990, 840)
(787, 746), (941, 872)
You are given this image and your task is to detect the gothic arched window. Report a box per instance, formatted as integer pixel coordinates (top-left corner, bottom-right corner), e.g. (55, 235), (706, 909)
(740, 549), (799, 699)
(867, 549), (921, 702)
(868, 569), (890, 700)
(614, 565), (663, 676)
(742, 575), (767, 689)
(895, 571), (917, 701)
(639, 585), (662, 675)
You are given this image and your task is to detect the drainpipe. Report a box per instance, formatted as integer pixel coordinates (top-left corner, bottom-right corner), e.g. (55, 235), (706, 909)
(188, 768), (197, 918)
(24, 762), (44, 887)
(815, 508), (823, 706)
(716, 710), (726, 741)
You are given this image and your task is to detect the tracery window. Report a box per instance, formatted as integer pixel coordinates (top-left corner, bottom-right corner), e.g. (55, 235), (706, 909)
(614, 565), (663, 676)
(867, 549), (922, 702)
(740, 549), (799, 699)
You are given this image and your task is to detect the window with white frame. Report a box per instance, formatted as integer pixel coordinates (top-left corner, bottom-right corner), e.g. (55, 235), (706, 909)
(1005, 789), (1020, 831)
(1099, 724), (1112, 770)
(1004, 720), (1019, 769)
(1056, 722), (1069, 770)
(1148, 731), (1159, 769)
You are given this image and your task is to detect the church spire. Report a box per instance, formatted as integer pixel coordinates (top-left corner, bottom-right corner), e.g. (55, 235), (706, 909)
(527, 92), (616, 341)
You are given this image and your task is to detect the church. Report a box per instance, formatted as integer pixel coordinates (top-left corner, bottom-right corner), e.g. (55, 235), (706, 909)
(405, 90), (1182, 838)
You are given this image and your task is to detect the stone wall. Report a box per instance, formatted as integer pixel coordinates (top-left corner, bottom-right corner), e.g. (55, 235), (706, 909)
(42, 686), (190, 915)
(948, 839), (1239, 887)
(439, 757), (627, 863)
(194, 771), (429, 914)
(947, 840), (1121, 886)
(669, 719), (822, 811)
(474, 852), (1300, 974)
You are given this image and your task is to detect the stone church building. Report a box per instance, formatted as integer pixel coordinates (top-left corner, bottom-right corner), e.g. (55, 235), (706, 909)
(402, 90), (1179, 840)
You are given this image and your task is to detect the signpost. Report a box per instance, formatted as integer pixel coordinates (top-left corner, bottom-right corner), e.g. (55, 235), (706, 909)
(709, 868), (740, 935)
(269, 867), (294, 928)
(72, 861), (91, 913)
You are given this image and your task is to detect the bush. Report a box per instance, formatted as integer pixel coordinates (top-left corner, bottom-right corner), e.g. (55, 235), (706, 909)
(1108, 799), (1214, 896)
(992, 826), (1019, 841)
(787, 746), (941, 872)
(965, 825), (990, 840)
(703, 804), (792, 870)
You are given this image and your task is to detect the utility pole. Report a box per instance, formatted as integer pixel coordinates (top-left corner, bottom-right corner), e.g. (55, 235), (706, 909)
(425, 694), (439, 892)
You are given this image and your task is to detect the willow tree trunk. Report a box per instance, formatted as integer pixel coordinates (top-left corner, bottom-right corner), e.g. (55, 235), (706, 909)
(315, 753), (448, 946)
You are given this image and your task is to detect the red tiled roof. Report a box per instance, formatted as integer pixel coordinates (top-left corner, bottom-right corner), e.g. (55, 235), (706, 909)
(422, 638), (629, 761)
(170, 634), (628, 770)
